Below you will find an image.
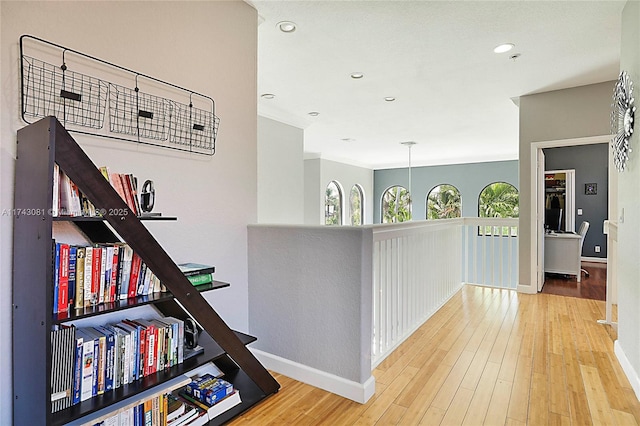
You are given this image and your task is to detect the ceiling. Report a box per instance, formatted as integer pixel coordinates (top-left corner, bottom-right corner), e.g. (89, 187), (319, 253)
(251, 1), (624, 170)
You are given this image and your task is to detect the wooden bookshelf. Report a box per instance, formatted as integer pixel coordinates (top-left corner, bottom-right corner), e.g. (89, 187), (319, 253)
(12, 117), (279, 425)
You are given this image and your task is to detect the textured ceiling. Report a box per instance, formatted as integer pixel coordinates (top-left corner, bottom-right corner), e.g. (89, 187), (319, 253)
(251, 1), (624, 169)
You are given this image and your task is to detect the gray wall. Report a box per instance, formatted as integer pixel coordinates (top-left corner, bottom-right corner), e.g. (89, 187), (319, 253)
(248, 225), (372, 384)
(518, 81), (615, 291)
(373, 160), (519, 223)
(543, 144), (609, 258)
(617, 0), (640, 397)
(258, 116), (305, 224)
(305, 158), (374, 225)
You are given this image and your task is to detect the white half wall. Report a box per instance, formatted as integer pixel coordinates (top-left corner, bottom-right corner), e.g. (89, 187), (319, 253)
(0, 2), (257, 423)
(258, 116), (304, 224)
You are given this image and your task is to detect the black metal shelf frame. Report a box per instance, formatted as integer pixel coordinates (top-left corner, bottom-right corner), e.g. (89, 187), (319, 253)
(20, 35), (219, 155)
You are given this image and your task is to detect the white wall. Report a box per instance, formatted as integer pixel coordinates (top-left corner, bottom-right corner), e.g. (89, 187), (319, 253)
(257, 116), (304, 224)
(616, 0), (640, 398)
(305, 158), (374, 225)
(0, 2), (257, 423)
(518, 81), (614, 291)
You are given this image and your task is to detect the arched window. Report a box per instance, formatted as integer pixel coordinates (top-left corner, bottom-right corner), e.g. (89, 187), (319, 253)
(426, 184), (462, 220)
(350, 184), (364, 226)
(478, 182), (519, 235)
(325, 181), (343, 225)
(381, 186), (411, 223)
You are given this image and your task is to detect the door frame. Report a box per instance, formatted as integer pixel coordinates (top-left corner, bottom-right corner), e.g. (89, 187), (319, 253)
(529, 134), (612, 293)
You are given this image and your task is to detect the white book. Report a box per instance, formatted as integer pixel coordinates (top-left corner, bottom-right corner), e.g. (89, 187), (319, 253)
(119, 245), (134, 300)
(104, 246), (114, 302)
(83, 247), (93, 306)
(99, 247), (107, 304)
(76, 329), (95, 402)
(207, 391), (241, 420)
(52, 163), (60, 217)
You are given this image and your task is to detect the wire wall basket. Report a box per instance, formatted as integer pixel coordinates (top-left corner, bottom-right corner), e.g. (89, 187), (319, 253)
(109, 83), (169, 141)
(22, 56), (108, 130)
(20, 35), (218, 155)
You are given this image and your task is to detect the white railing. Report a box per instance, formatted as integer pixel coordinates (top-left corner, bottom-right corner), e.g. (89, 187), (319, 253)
(461, 217), (519, 289)
(371, 217), (518, 366)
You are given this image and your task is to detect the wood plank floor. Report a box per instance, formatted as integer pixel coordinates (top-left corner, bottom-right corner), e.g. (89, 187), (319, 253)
(542, 262), (607, 301)
(230, 285), (640, 425)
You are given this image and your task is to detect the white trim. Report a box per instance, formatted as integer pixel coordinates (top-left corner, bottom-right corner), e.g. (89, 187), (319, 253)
(582, 256), (607, 264)
(517, 284), (537, 294)
(615, 340), (640, 401)
(249, 348), (376, 404)
(530, 134), (612, 293)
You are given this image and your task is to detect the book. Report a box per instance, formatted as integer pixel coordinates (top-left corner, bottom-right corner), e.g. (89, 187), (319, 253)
(50, 325), (75, 412)
(68, 246), (77, 308)
(53, 241), (60, 313)
(166, 393), (186, 423)
(205, 391), (241, 420)
(83, 246), (93, 307)
(71, 326), (83, 405)
(91, 246), (102, 305)
(185, 273), (213, 286)
(178, 263), (215, 277)
(58, 243), (70, 313)
(75, 328), (95, 401)
(94, 325), (116, 391)
(75, 247), (85, 309)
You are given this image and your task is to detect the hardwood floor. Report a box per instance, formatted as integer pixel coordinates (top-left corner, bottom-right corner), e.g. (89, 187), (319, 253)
(542, 262), (607, 301)
(231, 285), (639, 425)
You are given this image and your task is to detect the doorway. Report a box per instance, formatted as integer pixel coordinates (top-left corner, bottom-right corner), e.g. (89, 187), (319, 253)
(530, 135), (616, 326)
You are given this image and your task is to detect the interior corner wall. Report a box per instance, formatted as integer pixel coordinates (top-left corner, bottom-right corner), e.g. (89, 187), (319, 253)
(518, 81), (615, 291)
(616, 0), (640, 398)
(257, 116), (304, 224)
(373, 160), (519, 223)
(0, 2), (257, 423)
(304, 158), (374, 225)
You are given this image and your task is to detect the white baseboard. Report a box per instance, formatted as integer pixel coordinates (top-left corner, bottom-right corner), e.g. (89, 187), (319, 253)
(582, 256), (607, 264)
(615, 340), (640, 401)
(517, 284), (537, 294)
(250, 348), (376, 404)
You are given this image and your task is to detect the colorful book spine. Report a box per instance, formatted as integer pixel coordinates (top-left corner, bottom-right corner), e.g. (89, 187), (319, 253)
(75, 247), (85, 309)
(91, 246), (102, 305)
(83, 247), (93, 307)
(68, 246), (76, 308)
(58, 243), (70, 313)
(53, 242), (60, 314)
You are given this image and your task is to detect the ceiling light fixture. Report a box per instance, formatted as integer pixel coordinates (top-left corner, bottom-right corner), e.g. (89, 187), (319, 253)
(384, 97), (396, 102)
(350, 72), (364, 79)
(261, 93), (275, 99)
(493, 43), (515, 53)
(277, 21), (297, 33)
(308, 111), (320, 117)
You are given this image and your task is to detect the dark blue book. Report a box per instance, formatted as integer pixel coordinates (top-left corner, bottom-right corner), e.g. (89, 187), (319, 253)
(71, 328), (83, 404)
(94, 326), (115, 392)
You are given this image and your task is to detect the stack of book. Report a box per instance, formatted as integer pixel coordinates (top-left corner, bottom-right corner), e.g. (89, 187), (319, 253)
(50, 316), (186, 410)
(171, 372), (241, 425)
(52, 240), (166, 314)
(53, 164), (144, 218)
(178, 263), (215, 287)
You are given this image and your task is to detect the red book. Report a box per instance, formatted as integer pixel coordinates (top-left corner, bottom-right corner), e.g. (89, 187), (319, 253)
(121, 174), (138, 216)
(109, 246), (119, 303)
(128, 253), (142, 299)
(57, 243), (70, 313)
(91, 247), (102, 305)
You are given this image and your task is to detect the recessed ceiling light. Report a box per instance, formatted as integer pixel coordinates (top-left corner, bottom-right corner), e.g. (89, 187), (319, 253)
(277, 21), (297, 33)
(494, 43), (515, 53)
(509, 53), (521, 61)
(308, 111), (320, 117)
(384, 97), (396, 102)
(350, 72), (364, 79)
(261, 93), (275, 99)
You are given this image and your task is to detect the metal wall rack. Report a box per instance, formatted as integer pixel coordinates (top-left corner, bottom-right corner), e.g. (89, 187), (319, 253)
(20, 35), (219, 155)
